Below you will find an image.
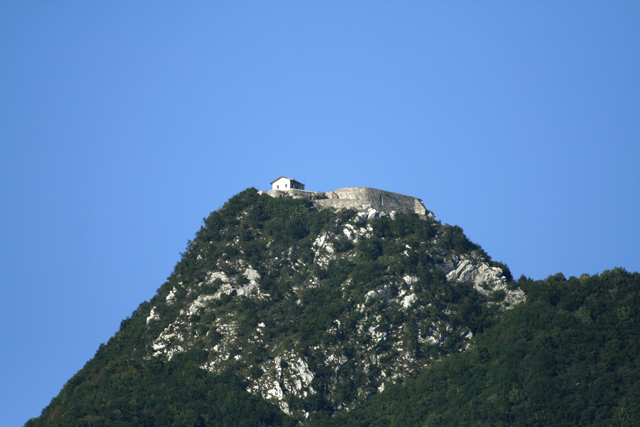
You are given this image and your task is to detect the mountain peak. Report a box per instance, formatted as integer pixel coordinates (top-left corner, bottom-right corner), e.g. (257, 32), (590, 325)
(144, 188), (519, 417)
(25, 188), (639, 426)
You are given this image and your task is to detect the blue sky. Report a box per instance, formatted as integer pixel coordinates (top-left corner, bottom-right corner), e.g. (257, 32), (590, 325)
(1, 2), (639, 425)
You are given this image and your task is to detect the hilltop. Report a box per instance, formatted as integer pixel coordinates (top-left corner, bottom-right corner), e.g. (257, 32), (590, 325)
(25, 188), (640, 426)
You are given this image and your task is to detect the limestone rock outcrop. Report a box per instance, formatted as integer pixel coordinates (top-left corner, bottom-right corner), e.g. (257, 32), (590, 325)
(439, 255), (525, 306)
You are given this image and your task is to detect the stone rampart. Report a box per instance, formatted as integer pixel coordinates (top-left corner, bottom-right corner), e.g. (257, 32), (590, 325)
(259, 186), (434, 218)
(257, 189), (326, 200)
(315, 187), (431, 217)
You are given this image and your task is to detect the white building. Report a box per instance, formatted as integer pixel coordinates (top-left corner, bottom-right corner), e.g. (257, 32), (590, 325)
(271, 176), (305, 191)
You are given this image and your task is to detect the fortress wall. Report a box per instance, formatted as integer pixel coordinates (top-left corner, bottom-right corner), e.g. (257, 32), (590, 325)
(258, 189), (325, 200)
(260, 186), (433, 218)
(315, 187), (429, 216)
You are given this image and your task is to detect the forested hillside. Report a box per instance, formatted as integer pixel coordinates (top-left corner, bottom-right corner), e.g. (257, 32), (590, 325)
(317, 269), (640, 426)
(25, 189), (639, 427)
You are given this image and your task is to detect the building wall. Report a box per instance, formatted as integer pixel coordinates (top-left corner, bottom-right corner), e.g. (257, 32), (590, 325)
(272, 177), (304, 191)
(272, 177), (290, 191)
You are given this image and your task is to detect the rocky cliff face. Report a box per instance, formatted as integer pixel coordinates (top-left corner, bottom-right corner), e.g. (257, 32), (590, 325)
(144, 188), (523, 419)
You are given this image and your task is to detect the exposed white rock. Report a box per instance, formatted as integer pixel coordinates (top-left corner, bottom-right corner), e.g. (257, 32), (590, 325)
(365, 287), (390, 303)
(286, 356), (315, 393)
(400, 294), (417, 309)
(364, 207), (381, 220)
(440, 255), (525, 307)
(146, 307), (159, 324)
(369, 325), (387, 343)
(152, 322), (190, 359)
(206, 271), (230, 284)
(183, 294), (216, 316)
(343, 224), (355, 241)
(504, 288), (526, 306)
(166, 287), (177, 304)
(444, 257), (504, 290)
(198, 268), (270, 300)
(264, 382), (289, 413)
(403, 275), (419, 286)
(313, 232), (335, 252)
(244, 351), (315, 414)
(244, 267), (260, 282)
(313, 231), (337, 266)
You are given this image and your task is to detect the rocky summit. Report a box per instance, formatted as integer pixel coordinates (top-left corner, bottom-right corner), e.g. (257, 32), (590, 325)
(148, 187), (523, 418)
(27, 187), (640, 427)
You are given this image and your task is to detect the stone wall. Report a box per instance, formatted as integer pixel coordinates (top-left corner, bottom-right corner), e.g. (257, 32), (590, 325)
(315, 187), (432, 217)
(260, 186), (433, 218)
(257, 189), (326, 200)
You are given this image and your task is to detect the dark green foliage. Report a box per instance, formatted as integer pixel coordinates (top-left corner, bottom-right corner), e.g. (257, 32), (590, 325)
(356, 238), (383, 261)
(27, 344), (288, 427)
(314, 268), (640, 427)
(30, 296), (287, 427)
(440, 225), (479, 253)
(490, 260), (513, 282)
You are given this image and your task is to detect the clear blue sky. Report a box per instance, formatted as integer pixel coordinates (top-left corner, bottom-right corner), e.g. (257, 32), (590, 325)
(1, 2), (639, 425)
